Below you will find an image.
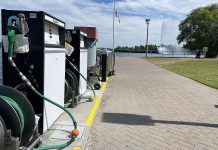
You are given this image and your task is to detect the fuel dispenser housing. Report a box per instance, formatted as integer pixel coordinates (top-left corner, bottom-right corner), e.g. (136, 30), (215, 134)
(74, 27), (101, 89)
(1, 9), (66, 133)
(65, 29), (88, 94)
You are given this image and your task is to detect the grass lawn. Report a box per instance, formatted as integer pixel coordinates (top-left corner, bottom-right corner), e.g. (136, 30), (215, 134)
(145, 58), (218, 89)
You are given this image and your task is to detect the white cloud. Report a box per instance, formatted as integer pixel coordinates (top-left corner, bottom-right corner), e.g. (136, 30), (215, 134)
(0, 0), (217, 48)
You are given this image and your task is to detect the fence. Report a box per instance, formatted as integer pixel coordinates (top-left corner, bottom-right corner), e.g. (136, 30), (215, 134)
(160, 50), (197, 58)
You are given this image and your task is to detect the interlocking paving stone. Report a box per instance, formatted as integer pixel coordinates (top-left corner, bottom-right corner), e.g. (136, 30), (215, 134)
(85, 57), (218, 150)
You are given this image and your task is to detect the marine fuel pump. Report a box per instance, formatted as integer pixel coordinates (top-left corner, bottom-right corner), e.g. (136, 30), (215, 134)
(1, 9), (79, 150)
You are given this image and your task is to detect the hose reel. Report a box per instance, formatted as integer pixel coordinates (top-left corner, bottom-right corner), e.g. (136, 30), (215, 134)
(66, 69), (79, 95)
(0, 85), (35, 146)
(65, 79), (70, 99)
(0, 116), (6, 150)
(65, 70), (79, 107)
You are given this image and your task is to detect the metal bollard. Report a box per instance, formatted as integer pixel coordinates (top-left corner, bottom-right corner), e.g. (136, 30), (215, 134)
(101, 53), (107, 82)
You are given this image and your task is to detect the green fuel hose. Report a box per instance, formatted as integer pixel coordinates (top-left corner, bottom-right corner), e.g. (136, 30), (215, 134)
(34, 138), (75, 150)
(8, 57), (78, 150)
(31, 87), (77, 129)
(31, 89), (77, 150)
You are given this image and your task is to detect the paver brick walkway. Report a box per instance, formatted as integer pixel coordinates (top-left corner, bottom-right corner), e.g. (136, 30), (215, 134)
(86, 57), (218, 150)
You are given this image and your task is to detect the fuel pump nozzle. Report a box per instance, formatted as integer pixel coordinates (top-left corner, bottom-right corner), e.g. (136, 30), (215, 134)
(7, 13), (29, 56)
(7, 24), (19, 57)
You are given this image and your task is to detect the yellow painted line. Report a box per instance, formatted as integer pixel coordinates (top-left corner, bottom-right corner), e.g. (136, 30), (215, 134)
(101, 77), (109, 92)
(86, 96), (102, 125)
(100, 82), (107, 92)
(74, 147), (81, 150)
(86, 78), (108, 125)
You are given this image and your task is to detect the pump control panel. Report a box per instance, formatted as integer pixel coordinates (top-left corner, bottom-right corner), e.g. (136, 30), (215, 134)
(44, 21), (60, 45)
(44, 14), (64, 46)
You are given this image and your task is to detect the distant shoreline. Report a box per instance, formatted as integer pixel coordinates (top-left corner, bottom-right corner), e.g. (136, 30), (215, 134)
(115, 50), (158, 53)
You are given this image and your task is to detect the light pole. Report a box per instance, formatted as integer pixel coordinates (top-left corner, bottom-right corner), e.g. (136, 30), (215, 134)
(112, 0), (116, 73)
(145, 19), (150, 57)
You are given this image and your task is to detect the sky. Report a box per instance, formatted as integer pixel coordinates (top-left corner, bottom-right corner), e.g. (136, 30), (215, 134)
(0, 0), (217, 48)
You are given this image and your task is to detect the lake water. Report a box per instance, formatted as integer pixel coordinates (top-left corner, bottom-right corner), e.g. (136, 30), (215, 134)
(115, 52), (196, 58)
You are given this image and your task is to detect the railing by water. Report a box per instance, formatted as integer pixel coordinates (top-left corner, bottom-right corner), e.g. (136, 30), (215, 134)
(160, 50), (196, 57)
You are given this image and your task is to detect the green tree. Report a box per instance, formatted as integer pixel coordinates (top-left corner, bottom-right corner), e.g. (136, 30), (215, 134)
(139, 45), (144, 50)
(177, 4), (218, 57)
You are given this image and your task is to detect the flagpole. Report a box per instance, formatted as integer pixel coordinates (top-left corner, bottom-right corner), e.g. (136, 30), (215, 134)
(112, 0), (115, 72)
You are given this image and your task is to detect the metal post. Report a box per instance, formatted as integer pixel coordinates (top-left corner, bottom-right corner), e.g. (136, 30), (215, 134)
(145, 19), (150, 57)
(112, 0), (115, 71)
(101, 53), (107, 82)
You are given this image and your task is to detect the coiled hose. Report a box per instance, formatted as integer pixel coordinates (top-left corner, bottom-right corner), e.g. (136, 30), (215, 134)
(66, 58), (96, 98)
(0, 96), (25, 131)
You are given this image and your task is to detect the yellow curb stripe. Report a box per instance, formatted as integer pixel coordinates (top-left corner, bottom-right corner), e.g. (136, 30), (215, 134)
(100, 82), (107, 92)
(86, 78), (108, 126)
(86, 96), (102, 125)
(74, 147), (81, 150)
(101, 77), (108, 92)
